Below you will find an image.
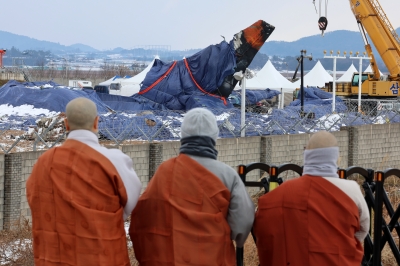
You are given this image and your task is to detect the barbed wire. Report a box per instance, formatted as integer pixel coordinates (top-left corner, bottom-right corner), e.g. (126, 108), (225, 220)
(0, 98), (399, 154)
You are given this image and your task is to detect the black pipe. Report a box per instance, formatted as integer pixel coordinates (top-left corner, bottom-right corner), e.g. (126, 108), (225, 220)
(236, 247), (243, 266)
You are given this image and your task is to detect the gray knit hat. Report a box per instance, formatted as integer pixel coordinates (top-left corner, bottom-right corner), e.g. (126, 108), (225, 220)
(181, 108), (219, 141)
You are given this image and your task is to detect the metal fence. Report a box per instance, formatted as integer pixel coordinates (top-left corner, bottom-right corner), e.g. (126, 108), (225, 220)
(1, 98), (400, 154)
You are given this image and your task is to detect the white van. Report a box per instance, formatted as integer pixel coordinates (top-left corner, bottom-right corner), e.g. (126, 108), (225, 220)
(69, 80), (93, 89)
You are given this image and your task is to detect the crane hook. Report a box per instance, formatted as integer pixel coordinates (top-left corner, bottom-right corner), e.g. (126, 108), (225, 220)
(318, 16), (328, 36)
(316, 0), (328, 36)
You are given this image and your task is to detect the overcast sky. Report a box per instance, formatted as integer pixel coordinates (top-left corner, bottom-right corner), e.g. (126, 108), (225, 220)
(2, 0), (399, 51)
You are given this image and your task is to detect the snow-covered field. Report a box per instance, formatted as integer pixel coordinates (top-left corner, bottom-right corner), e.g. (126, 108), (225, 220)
(0, 104), (59, 117)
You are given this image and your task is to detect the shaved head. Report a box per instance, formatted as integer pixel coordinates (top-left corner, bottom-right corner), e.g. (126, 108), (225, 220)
(306, 131), (338, 150)
(65, 98), (98, 131)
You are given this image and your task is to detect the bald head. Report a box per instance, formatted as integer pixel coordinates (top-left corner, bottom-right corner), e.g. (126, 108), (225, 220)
(306, 131), (338, 150)
(65, 98), (98, 132)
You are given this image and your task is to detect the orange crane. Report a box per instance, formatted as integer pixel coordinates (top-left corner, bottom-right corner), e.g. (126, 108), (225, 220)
(318, 0), (400, 98)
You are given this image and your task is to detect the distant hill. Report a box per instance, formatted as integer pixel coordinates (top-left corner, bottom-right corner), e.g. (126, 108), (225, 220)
(261, 28), (400, 57)
(1, 27), (399, 59)
(0, 30), (98, 53)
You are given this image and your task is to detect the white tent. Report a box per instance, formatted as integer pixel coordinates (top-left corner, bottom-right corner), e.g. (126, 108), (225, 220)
(364, 64), (383, 75)
(245, 60), (297, 92)
(110, 56), (159, 96)
(293, 61), (333, 88)
(99, 76), (123, 86)
(337, 64), (357, 82)
(124, 55), (160, 85)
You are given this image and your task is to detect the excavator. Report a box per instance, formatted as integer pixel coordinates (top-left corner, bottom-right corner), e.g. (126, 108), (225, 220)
(315, 0), (400, 99)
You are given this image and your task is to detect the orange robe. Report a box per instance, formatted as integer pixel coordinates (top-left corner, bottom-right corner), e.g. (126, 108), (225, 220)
(27, 139), (130, 266)
(129, 154), (236, 265)
(254, 175), (363, 266)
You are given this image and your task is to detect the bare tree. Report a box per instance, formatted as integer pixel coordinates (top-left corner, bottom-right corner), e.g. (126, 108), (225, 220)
(73, 65), (81, 79)
(35, 58), (46, 80)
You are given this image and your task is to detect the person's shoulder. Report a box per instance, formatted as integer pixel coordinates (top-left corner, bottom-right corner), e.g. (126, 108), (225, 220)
(93, 146), (131, 162)
(264, 178), (301, 193)
(280, 177), (302, 186)
(214, 160), (237, 172)
(104, 147), (128, 157)
(334, 178), (361, 188)
(343, 179), (364, 193)
(213, 160), (241, 179)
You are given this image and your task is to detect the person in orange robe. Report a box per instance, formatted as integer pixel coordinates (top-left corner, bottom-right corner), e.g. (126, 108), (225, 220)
(27, 97), (142, 266)
(129, 108), (255, 265)
(254, 131), (369, 266)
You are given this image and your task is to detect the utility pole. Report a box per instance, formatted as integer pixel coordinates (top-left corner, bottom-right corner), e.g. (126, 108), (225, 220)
(62, 57), (68, 86)
(349, 52), (371, 112)
(234, 68), (255, 137)
(297, 50), (313, 113)
(241, 73), (246, 137)
(324, 50), (347, 112)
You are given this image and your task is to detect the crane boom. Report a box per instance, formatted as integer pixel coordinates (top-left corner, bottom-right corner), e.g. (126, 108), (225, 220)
(349, 0), (400, 80)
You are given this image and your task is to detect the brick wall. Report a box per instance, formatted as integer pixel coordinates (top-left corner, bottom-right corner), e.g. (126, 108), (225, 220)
(347, 124), (400, 170)
(4, 153), (22, 228)
(217, 137), (262, 181)
(162, 141), (181, 162)
(261, 131), (349, 179)
(122, 144), (150, 191)
(19, 152), (45, 222)
(0, 154), (4, 229)
(0, 124), (399, 229)
(334, 130), (349, 169)
(159, 137), (262, 182)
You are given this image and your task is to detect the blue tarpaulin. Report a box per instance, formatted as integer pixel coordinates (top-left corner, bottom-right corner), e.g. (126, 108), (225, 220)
(0, 80), (111, 113)
(131, 40), (236, 110)
(228, 89), (281, 105)
(289, 87), (347, 114)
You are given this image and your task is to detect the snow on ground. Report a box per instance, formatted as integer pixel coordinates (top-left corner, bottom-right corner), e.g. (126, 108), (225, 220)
(124, 222), (132, 247)
(215, 113), (231, 121)
(0, 104), (59, 117)
(25, 83), (55, 90)
(373, 116), (387, 124)
(0, 239), (31, 265)
(315, 114), (343, 131)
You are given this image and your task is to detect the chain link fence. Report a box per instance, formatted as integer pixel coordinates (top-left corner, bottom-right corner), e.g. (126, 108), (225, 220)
(0, 98), (399, 154)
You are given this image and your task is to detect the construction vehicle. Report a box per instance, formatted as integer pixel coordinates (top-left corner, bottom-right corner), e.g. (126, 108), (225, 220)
(322, 0), (400, 99)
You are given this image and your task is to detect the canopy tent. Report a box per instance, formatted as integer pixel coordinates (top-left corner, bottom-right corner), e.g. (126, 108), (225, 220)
(125, 56), (160, 84)
(364, 64), (383, 75)
(113, 56), (160, 96)
(293, 61), (333, 88)
(337, 64), (357, 82)
(245, 60), (297, 92)
(99, 76), (122, 86)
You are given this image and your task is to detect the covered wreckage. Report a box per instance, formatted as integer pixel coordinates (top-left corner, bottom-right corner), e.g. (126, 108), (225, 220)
(0, 21), (359, 140)
(0, 20), (276, 113)
(128, 20), (276, 110)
